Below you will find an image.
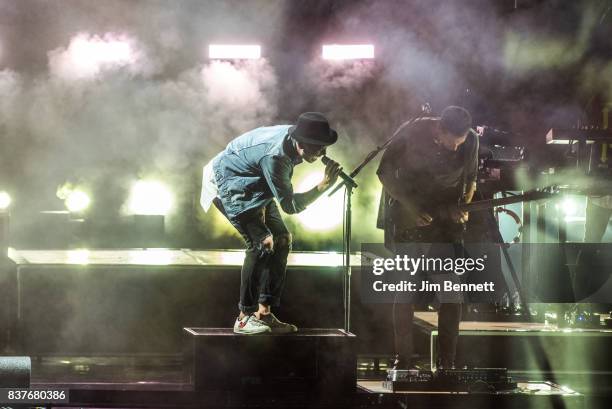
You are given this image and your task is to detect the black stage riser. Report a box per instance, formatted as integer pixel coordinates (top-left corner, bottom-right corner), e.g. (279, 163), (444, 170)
(184, 328), (356, 398)
(438, 333), (612, 372)
(8, 264), (348, 354)
(3, 263), (399, 355)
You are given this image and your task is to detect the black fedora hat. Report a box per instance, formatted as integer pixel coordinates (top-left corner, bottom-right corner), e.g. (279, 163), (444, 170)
(289, 112), (338, 146)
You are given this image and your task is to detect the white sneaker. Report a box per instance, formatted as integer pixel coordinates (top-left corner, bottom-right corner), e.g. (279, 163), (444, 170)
(259, 313), (298, 333)
(233, 314), (271, 335)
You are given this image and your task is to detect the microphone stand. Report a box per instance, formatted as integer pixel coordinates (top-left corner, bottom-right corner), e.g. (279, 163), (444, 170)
(329, 142), (393, 332)
(328, 116), (425, 332)
(343, 182), (355, 333)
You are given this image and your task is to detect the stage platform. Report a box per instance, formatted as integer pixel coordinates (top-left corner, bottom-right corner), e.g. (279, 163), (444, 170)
(1, 248), (398, 356)
(1, 249), (365, 355)
(414, 311), (612, 374)
(0, 248), (609, 407)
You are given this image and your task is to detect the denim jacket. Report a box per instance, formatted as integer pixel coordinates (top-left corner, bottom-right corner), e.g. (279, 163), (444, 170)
(212, 125), (306, 220)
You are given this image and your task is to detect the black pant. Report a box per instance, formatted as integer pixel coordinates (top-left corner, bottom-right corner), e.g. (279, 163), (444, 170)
(214, 198), (292, 314)
(391, 223), (463, 368)
(393, 302), (461, 367)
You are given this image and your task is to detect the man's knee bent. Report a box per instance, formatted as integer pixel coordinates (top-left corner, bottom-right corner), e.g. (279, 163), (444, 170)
(275, 233), (292, 252)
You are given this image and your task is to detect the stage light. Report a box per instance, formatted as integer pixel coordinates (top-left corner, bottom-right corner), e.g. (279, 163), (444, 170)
(127, 180), (174, 216)
(555, 196), (586, 223)
(72, 36), (132, 65)
(57, 184), (90, 213)
(51, 33), (138, 79)
(552, 195), (588, 225)
(560, 198), (578, 216)
(295, 172), (343, 231)
(0, 191), (11, 210)
(209, 45), (261, 59)
(322, 44), (374, 60)
(64, 190), (91, 213)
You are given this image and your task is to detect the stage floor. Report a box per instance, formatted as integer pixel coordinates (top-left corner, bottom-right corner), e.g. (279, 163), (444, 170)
(1, 249), (608, 407)
(22, 355), (587, 409)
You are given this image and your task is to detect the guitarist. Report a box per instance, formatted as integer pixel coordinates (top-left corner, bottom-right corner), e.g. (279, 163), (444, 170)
(377, 106), (478, 369)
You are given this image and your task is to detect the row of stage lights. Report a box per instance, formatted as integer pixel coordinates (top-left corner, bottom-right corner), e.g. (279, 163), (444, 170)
(0, 183), (587, 221)
(0, 174), (345, 231)
(0, 180), (173, 216)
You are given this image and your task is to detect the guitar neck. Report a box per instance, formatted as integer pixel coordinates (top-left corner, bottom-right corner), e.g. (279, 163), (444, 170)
(458, 192), (552, 212)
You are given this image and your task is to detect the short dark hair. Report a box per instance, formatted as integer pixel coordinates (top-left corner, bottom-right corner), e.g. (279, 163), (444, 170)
(440, 106), (472, 136)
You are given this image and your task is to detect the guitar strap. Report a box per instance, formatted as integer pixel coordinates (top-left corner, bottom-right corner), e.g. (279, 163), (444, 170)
(456, 132), (474, 243)
(459, 131), (475, 205)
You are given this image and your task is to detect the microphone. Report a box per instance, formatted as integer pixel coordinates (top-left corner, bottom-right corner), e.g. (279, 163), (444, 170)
(322, 156), (358, 196)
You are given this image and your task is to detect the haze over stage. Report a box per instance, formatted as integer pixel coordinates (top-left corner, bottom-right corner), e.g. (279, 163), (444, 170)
(0, 1), (611, 408)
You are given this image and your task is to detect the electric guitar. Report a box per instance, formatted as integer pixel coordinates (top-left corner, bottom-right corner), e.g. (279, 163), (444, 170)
(390, 187), (559, 241)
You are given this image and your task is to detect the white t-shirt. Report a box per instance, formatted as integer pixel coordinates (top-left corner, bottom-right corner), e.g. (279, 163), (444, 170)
(200, 156), (219, 212)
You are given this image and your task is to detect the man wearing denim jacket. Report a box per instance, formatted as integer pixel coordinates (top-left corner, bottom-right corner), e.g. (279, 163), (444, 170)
(201, 112), (342, 334)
